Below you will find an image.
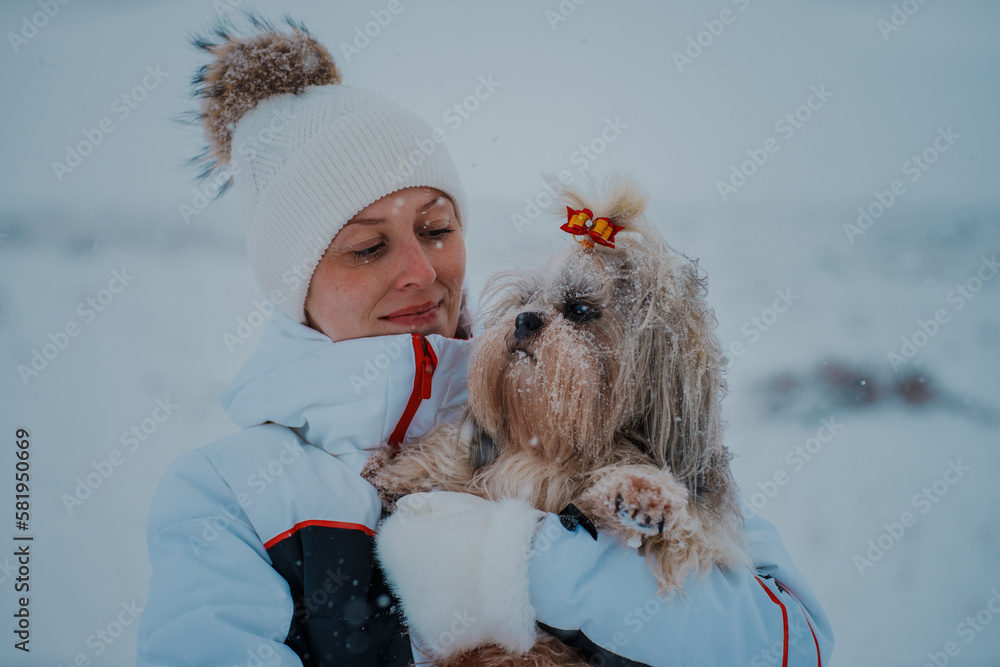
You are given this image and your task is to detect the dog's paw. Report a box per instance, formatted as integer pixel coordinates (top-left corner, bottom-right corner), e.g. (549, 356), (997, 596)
(362, 448), (440, 511)
(361, 448), (406, 509)
(361, 448), (392, 486)
(592, 467), (693, 538)
(614, 493), (672, 535)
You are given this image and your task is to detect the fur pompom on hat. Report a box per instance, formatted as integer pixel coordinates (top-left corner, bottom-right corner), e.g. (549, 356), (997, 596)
(188, 13), (467, 324)
(192, 16), (341, 173)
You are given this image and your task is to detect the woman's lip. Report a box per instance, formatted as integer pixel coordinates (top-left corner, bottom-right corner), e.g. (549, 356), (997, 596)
(382, 300), (441, 319)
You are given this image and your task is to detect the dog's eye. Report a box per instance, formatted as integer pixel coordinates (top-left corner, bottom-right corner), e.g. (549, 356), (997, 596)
(564, 302), (600, 323)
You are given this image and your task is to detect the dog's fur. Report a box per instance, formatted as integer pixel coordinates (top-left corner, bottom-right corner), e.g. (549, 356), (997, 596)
(364, 173), (749, 666)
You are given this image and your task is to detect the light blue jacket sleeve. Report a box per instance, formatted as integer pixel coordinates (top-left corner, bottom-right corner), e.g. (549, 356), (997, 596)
(136, 450), (304, 667)
(527, 511), (833, 666)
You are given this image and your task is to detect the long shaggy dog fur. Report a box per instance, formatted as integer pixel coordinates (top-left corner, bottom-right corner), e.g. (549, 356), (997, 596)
(365, 173), (749, 666)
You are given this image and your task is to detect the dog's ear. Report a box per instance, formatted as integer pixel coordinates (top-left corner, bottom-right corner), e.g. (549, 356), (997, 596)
(459, 408), (499, 471)
(617, 247), (730, 507)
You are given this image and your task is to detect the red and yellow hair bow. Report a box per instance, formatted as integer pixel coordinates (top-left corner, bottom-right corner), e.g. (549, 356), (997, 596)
(560, 207), (623, 249)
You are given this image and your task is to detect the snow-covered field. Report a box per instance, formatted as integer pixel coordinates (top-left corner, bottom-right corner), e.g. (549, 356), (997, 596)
(2, 1), (998, 665)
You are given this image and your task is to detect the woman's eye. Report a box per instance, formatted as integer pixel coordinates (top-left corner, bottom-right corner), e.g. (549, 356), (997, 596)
(421, 220), (456, 240)
(351, 242), (386, 261)
(564, 302), (600, 323)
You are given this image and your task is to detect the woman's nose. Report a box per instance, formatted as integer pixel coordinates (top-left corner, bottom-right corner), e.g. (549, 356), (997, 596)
(393, 235), (437, 289)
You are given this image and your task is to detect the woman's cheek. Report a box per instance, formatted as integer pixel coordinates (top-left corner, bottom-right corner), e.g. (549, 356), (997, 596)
(445, 233), (467, 287)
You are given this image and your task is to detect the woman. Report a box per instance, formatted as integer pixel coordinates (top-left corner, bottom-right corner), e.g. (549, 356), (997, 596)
(137, 17), (832, 667)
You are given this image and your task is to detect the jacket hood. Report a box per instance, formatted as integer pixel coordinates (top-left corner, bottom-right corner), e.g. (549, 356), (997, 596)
(221, 309), (472, 474)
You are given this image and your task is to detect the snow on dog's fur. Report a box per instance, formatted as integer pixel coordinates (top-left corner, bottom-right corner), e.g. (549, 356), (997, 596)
(364, 173), (750, 666)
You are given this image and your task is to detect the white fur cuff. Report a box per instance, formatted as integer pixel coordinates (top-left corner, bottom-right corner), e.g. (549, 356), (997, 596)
(477, 498), (546, 653)
(375, 492), (544, 657)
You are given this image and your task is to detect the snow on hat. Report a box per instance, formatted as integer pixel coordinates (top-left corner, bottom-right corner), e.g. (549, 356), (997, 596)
(190, 14), (467, 324)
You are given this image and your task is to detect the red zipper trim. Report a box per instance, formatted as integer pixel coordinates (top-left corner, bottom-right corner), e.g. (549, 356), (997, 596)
(388, 334), (438, 451)
(754, 575), (789, 667)
(805, 605), (821, 667)
(789, 589), (823, 667)
(263, 519), (375, 550)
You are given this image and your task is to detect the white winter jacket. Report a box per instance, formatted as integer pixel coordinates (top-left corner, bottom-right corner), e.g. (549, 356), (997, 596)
(137, 309), (833, 666)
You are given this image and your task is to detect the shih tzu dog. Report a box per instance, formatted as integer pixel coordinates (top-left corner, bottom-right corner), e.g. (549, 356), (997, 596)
(363, 173), (749, 666)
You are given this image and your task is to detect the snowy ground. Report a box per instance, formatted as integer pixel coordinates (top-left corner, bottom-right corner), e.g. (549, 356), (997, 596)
(2, 1), (999, 665)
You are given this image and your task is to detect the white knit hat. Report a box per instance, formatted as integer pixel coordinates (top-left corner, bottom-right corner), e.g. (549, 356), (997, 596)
(191, 16), (467, 323)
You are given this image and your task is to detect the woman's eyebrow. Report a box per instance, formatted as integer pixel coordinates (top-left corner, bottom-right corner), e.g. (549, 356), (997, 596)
(344, 197), (451, 226)
(343, 217), (385, 227)
(418, 196), (451, 214)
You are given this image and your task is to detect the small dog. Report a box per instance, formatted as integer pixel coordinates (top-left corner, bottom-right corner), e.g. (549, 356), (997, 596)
(364, 174), (749, 666)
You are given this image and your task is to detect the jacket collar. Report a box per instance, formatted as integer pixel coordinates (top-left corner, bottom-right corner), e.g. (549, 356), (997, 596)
(221, 310), (472, 474)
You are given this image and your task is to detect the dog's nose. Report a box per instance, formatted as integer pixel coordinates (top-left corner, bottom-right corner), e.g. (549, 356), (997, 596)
(514, 312), (544, 340)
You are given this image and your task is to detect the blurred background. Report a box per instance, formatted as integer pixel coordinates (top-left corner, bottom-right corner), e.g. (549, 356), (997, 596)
(1, 1), (998, 664)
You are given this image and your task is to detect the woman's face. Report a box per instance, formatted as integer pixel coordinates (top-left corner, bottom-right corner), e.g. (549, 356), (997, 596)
(304, 187), (466, 342)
